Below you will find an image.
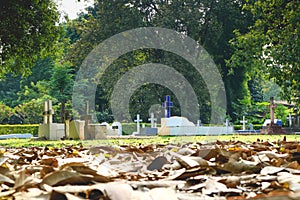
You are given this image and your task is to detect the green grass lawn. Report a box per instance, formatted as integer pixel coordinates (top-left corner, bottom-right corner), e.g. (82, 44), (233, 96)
(0, 134), (298, 148)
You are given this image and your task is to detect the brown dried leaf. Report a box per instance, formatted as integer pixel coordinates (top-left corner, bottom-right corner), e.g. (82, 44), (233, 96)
(41, 171), (93, 187)
(40, 157), (58, 167)
(147, 156), (169, 171)
(219, 160), (260, 173)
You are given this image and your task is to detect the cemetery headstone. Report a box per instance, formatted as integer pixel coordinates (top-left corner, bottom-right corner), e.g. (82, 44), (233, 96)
(69, 120), (85, 140)
(162, 95), (173, 118)
(148, 113), (157, 128)
(134, 114), (142, 135)
(111, 122), (122, 136)
(240, 116), (247, 131)
(197, 120), (201, 127)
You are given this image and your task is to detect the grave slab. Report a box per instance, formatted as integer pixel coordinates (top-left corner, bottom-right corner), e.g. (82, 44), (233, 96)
(0, 133), (33, 139)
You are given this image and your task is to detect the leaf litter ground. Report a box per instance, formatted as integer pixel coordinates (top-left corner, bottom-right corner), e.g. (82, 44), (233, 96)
(0, 137), (300, 199)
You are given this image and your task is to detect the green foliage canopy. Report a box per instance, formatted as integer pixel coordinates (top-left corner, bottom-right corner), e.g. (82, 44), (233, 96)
(0, 0), (61, 76)
(228, 0), (299, 108)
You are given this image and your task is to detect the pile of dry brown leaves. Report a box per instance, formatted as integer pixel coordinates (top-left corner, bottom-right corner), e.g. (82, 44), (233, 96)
(0, 138), (300, 199)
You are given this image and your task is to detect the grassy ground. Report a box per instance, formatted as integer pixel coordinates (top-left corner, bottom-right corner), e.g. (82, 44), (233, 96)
(0, 134), (298, 148)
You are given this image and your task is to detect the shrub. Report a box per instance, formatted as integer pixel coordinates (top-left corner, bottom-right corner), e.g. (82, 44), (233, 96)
(233, 124), (262, 130)
(0, 124), (39, 136)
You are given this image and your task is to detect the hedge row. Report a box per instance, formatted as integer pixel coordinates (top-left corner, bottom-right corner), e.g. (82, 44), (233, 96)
(0, 124), (39, 136)
(233, 124), (262, 130)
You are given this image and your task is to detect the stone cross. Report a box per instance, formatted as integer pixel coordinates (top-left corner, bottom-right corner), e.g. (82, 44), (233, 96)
(162, 95), (173, 118)
(134, 114), (142, 134)
(80, 101), (92, 139)
(43, 100), (54, 124)
(240, 116), (247, 131)
(148, 113), (157, 128)
(287, 113), (293, 127)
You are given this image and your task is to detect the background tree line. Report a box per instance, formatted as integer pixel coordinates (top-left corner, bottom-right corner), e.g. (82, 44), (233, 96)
(0, 0), (298, 125)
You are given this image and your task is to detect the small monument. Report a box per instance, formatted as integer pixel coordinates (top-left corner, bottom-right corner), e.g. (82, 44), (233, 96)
(240, 116), (247, 131)
(140, 113), (158, 135)
(197, 119), (201, 127)
(134, 114), (142, 135)
(162, 95), (173, 118)
(111, 122), (122, 136)
(148, 113), (157, 128)
(261, 97), (285, 134)
(38, 100), (65, 140)
(158, 116), (235, 135)
(69, 120), (85, 140)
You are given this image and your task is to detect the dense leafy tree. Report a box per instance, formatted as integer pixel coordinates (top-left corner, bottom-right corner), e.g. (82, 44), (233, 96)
(0, 0), (61, 76)
(228, 0), (299, 110)
(67, 0), (254, 123)
(0, 74), (21, 107)
(49, 63), (74, 122)
(0, 102), (14, 124)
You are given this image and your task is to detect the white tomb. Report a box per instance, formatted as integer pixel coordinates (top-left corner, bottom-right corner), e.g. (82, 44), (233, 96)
(158, 116), (234, 136)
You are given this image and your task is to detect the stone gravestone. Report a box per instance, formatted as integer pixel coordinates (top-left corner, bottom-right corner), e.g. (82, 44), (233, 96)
(148, 113), (157, 128)
(111, 122), (122, 136)
(240, 116), (247, 131)
(197, 120), (202, 127)
(140, 113), (158, 136)
(69, 120), (85, 140)
(134, 114), (142, 135)
(38, 100), (65, 140)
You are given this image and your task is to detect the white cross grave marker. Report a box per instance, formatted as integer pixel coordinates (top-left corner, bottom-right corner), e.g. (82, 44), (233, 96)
(134, 114), (142, 134)
(240, 116), (247, 131)
(148, 113), (157, 128)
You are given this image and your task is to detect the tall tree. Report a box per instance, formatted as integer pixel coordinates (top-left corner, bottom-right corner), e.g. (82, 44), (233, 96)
(0, 0), (61, 76)
(228, 0), (299, 109)
(49, 63), (74, 123)
(67, 0), (254, 122)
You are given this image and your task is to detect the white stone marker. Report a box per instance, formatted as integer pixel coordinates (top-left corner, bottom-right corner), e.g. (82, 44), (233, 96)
(134, 114), (142, 134)
(148, 113), (157, 128)
(240, 116), (247, 131)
